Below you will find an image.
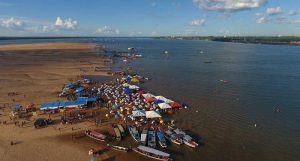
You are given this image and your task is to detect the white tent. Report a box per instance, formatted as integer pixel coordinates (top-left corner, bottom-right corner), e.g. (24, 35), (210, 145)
(132, 110), (146, 117)
(155, 96), (173, 103)
(158, 103), (172, 109)
(129, 85), (140, 90)
(146, 110), (162, 118)
(122, 83), (130, 87)
(142, 93), (155, 99)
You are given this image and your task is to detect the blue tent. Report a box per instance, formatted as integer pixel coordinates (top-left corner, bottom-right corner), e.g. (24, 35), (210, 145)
(154, 99), (164, 105)
(124, 88), (132, 95)
(75, 87), (84, 93)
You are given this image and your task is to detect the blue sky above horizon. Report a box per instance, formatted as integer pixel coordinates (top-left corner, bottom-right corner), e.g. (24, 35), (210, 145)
(0, 0), (299, 36)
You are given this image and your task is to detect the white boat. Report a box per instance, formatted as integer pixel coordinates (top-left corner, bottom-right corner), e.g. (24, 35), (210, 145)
(173, 128), (198, 148)
(128, 125), (140, 142)
(141, 128), (148, 145)
(133, 145), (172, 161)
(164, 130), (183, 145)
(157, 131), (167, 148)
(148, 130), (156, 148)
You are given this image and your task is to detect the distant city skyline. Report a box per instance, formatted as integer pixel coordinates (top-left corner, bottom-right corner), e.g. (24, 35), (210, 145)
(0, 0), (299, 37)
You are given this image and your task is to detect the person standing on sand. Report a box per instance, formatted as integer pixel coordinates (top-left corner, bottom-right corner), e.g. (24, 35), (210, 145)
(88, 148), (97, 161)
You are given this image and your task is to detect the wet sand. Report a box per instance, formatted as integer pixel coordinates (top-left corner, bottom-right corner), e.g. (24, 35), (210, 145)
(0, 42), (126, 161)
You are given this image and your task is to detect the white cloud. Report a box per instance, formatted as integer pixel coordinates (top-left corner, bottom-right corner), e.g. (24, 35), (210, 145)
(256, 16), (269, 24)
(150, 31), (158, 36)
(54, 17), (77, 30)
(266, 7), (282, 15)
(288, 10), (297, 16)
(0, 17), (25, 30)
(95, 26), (119, 35)
(190, 19), (206, 26)
(193, 0), (266, 12)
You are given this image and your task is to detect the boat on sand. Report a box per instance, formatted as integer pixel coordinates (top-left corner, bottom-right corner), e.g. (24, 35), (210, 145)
(157, 131), (167, 148)
(133, 145), (172, 161)
(148, 129), (156, 148)
(85, 130), (106, 142)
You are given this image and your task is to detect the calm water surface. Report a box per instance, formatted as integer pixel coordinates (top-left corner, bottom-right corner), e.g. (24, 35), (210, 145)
(1, 38), (300, 161)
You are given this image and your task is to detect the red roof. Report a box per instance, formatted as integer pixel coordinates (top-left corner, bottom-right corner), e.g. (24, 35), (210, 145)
(168, 102), (182, 108)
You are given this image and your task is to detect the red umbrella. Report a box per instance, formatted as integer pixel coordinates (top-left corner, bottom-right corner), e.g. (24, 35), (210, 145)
(145, 97), (156, 103)
(138, 90), (145, 96)
(168, 102), (182, 108)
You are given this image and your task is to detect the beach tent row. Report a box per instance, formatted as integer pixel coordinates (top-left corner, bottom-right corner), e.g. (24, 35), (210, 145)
(40, 97), (97, 110)
(131, 110), (162, 118)
(142, 93), (182, 109)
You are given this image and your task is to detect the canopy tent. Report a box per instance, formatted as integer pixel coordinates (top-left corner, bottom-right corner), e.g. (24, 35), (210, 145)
(122, 83), (130, 87)
(145, 97), (156, 103)
(146, 110), (162, 118)
(124, 88), (133, 95)
(158, 103), (172, 109)
(132, 110), (146, 117)
(155, 96), (173, 103)
(168, 102), (182, 108)
(128, 85), (140, 90)
(142, 93), (155, 99)
(131, 77), (139, 84)
(154, 99), (164, 105)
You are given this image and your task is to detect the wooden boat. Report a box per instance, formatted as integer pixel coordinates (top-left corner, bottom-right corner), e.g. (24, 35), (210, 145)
(164, 130), (183, 145)
(141, 128), (148, 145)
(111, 145), (129, 152)
(114, 127), (121, 141)
(173, 128), (198, 148)
(128, 125), (140, 142)
(157, 131), (167, 148)
(133, 145), (172, 161)
(85, 130), (106, 142)
(147, 130), (156, 148)
(117, 124), (125, 136)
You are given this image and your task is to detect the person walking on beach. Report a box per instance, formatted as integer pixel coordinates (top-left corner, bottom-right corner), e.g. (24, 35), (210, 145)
(88, 148), (97, 161)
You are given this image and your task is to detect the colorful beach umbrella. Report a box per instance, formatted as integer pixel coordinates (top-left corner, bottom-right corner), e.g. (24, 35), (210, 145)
(158, 103), (172, 109)
(146, 110), (162, 118)
(155, 96), (173, 103)
(168, 102), (182, 108)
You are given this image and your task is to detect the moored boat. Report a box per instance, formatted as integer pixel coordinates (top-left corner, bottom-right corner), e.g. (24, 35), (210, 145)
(85, 130), (106, 142)
(148, 129), (156, 148)
(128, 125), (140, 142)
(133, 145), (172, 161)
(111, 145), (130, 152)
(117, 124), (125, 136)
(157, 131), (167, 148)
(141, 128), (148, 145)
(164, 130), (183, 145)
(173, 128), (198, 148)
(114, 127), (121, 141)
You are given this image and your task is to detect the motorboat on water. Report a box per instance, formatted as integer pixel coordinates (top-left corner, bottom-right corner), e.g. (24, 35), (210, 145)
(141, 128), (148, 145)
(157, 131), (167, 148)
(173, 128), (198, 148)
(128, 125), (140, 142)
(148, 129), (156, 148)
(164, 129), (183, 145)
(133, 145), (172, 161)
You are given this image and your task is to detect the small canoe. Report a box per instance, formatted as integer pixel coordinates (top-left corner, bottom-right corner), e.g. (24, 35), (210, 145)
(133, 145), (172, 161)
(85, 130), (106, 142)
(141, 128), (148, 145)
(111, 145), (130, 152)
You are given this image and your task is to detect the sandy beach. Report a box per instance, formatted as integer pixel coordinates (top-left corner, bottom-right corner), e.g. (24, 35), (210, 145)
(0, 42), (132, 161)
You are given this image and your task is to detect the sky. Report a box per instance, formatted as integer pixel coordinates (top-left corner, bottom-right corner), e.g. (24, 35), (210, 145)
(0, 0), (299, 37)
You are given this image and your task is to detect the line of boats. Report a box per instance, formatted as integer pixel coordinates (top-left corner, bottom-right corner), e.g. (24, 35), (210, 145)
(129, 125), (198, 149)
(85, 124), (198, 161)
